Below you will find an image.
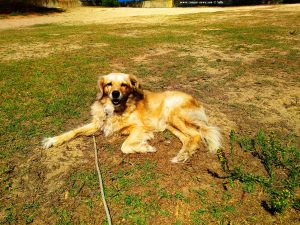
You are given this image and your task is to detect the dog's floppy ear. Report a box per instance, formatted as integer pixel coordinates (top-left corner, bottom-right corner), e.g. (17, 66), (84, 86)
(96, 76), (105, 100)
(129, 74), (143, 98)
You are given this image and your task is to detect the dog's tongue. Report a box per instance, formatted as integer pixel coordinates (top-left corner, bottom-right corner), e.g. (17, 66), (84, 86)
(112, 99), (120, 105)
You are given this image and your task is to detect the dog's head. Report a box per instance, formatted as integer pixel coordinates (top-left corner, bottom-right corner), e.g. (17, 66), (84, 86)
(97, 73), (143, 106)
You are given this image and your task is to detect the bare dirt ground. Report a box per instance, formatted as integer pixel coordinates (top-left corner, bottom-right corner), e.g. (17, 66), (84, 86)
(1, 4), (299, 30)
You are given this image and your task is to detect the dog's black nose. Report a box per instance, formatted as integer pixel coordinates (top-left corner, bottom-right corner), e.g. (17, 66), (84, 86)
(112, 90), (120, 98)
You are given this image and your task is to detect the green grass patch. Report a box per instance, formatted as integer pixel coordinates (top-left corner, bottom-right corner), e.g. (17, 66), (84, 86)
(216, 130), (300, 214)
(67, 170), (99, 197)
(22, 202), (40, 224)
(51, 207), (72, 225)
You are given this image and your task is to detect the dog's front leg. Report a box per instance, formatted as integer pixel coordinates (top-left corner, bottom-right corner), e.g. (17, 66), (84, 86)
(42, 101), (107, 149)
(42, 121), (101, 149)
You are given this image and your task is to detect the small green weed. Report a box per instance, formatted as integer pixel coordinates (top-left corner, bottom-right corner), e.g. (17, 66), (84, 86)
(195, 189), (208, 203)
(173, 220), (183, 225)
(163, 130), (174, 140)
(121, 193), (159, 225)
(208, 204), (222, 219)
(4, 206), (16, 224)
(191, 208), (205, 224)
(22, 202), (40, 224)
(159, 209), (170, 216)
(137, 160), (157, 185)
(157, 188), (173, 199)
(103, 143), (115, 153)
(67, 171), (98, 197)
(110, 168), (135, 189)
(84, 198), (94, 209)
(175, 192), (185, 201)
(51, 207), (72, 225)
(124, 194), (143, 207)
(191, 203), (235, 224)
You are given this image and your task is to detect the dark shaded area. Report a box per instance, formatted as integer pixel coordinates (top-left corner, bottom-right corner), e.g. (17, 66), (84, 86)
(80, 0), (101, 5)
(174, 0), (300, 7)
(80, 0), (142, 6)
(283, 0), (300, 2)
(0, 2), (64, 14)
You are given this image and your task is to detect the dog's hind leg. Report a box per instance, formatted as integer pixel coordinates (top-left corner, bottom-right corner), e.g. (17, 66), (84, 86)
(121, 128), (156, 154)
(167, 126), (190, 163)
(42, 121), (101, 149)
(168, 115), (201, 163)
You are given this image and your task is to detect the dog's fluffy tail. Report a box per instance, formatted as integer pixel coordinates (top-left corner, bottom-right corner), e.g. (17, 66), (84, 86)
(183, 107), (222, 153)
(199, 124), (222, 154)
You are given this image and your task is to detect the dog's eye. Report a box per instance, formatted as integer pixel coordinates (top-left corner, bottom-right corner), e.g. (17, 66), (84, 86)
(106, 82), (112, 87)
(121, 83), (128, 88)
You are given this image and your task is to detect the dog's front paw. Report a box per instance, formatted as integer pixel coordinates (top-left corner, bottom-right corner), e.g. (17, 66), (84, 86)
(146, 146), (156, 153)
(42, 137), (56, 149)
(170, 156), (180, 163)
(170, 154), (189, 163)
(104, 104), (114, 116)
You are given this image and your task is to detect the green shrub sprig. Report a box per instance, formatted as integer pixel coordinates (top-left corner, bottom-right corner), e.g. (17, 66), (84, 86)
(216, 130), (299, 214)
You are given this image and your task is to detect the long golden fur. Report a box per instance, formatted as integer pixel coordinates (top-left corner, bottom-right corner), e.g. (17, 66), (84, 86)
(43, 73), (221, 162)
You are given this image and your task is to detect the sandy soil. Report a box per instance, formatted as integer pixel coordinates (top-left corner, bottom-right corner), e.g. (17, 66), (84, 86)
(1, 4), (299, 30)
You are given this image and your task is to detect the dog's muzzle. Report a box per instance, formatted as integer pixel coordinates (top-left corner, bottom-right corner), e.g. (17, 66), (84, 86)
(111, 90), (121, 105)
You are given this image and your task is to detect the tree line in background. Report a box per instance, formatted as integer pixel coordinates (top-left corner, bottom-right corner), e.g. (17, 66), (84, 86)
(0, 0), (58, 8)
(0, 0), (75, 13)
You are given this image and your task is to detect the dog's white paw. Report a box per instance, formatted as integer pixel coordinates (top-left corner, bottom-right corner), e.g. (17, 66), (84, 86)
(121, 146), (135, 154)
(146, 146), (157, 153)
(104, 104), (114, 116)
(171, 156), (180, 163)
(42, 137), (56, 149)
(170, 154), (188, 163)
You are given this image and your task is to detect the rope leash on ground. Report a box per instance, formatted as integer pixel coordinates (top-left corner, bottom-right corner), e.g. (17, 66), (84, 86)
(93, 135), (112, 225)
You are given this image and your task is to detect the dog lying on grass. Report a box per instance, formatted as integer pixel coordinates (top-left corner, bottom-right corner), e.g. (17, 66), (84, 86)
(43, 73), (221, 163)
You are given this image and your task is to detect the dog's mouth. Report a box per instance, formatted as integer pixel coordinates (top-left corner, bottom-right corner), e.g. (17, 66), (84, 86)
(112, 99), (121, 105)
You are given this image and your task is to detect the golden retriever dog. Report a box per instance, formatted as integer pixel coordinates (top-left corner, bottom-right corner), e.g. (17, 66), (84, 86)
(43, 73), (221, 163)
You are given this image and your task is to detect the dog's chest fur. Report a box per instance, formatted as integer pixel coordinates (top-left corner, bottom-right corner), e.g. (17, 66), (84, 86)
(91, 97), (139, 137)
